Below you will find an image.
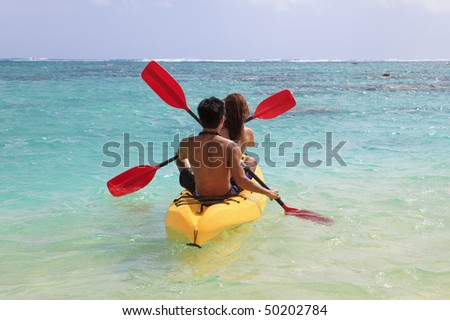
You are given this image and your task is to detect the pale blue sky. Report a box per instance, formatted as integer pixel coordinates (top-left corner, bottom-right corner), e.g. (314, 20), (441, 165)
(1, 0), (450, 60)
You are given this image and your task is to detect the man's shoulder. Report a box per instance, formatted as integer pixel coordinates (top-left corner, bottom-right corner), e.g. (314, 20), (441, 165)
(181, 135), (199, 143)
(179, 136), (196, 149)
(218, 136), (239, 148)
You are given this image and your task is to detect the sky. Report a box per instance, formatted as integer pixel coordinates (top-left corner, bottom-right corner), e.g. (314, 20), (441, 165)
(1, 0), (450, 60)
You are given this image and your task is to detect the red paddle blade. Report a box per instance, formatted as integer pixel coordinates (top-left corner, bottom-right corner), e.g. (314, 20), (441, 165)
(141, 61), (189, 111)
(282, 204), (334, 225)
(252, 90), (296, 120)
(107, 165), (159, 197)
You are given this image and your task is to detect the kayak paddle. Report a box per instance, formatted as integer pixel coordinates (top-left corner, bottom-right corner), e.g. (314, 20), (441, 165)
(141, 61), (202, 125)
(107, 68), (297, 197)
(107, 155), (178, 197)
(245, 89), (296, 122)
(141, 61), (296, 125)
(140, 61), (332, 224)
(243, 165), (334, 225)
(109, 63), (298, 196)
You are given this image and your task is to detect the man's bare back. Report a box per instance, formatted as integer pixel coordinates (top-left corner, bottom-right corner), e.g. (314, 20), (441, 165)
(179, 133), (236, 196)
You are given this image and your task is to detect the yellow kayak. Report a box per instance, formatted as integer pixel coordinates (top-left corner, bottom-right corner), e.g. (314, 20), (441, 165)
(165, 166), (267, 247)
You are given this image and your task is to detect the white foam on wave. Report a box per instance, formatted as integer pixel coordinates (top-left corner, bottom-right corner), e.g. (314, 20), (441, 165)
(151, 58), (248, 63)
(0, 57), (50, 62)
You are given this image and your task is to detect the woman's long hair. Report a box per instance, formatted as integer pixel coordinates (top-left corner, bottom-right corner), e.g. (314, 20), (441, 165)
(223, 93), (250, 142)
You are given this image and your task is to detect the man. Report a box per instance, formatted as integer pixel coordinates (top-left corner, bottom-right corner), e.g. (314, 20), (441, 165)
(176, 97), (279, 200)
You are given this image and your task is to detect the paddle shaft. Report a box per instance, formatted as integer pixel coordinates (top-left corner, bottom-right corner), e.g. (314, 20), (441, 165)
(160, 155), (179, 168)
(187, 110), (202, 126)
(242, 165), (285, 207)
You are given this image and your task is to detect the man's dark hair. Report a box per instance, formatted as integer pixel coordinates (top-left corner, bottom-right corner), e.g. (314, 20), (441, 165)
(197, 97), (225, 129)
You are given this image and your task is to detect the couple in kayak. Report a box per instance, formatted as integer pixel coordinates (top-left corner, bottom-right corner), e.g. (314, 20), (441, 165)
(176, 94), (280, 201)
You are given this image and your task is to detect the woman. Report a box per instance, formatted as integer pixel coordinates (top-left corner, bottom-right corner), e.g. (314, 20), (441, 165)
(220, 93), (257, 168)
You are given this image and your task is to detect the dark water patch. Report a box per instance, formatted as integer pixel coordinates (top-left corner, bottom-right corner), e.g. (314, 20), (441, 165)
(382, 84), (447, 92)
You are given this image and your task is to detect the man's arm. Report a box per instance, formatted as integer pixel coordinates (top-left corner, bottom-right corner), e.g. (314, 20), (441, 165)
(229, 142), (279, 200)
(176, 138), (190, 170)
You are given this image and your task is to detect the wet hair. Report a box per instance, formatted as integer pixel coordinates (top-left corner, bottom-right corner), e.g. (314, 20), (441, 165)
(197, 97), (225, 129)
(223, 93), (250, 142)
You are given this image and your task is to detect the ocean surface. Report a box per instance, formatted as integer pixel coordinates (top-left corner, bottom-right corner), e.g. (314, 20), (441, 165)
(0, 59), (449, 299)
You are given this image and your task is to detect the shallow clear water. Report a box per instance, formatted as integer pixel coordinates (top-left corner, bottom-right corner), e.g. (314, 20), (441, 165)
(1, 60), (449, 299)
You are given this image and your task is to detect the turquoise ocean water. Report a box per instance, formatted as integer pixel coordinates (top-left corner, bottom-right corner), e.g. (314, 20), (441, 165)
(1, 60), (449, 299)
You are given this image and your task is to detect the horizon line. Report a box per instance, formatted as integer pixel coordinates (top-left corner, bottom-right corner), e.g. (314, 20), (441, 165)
(1, 57), (450, 63)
